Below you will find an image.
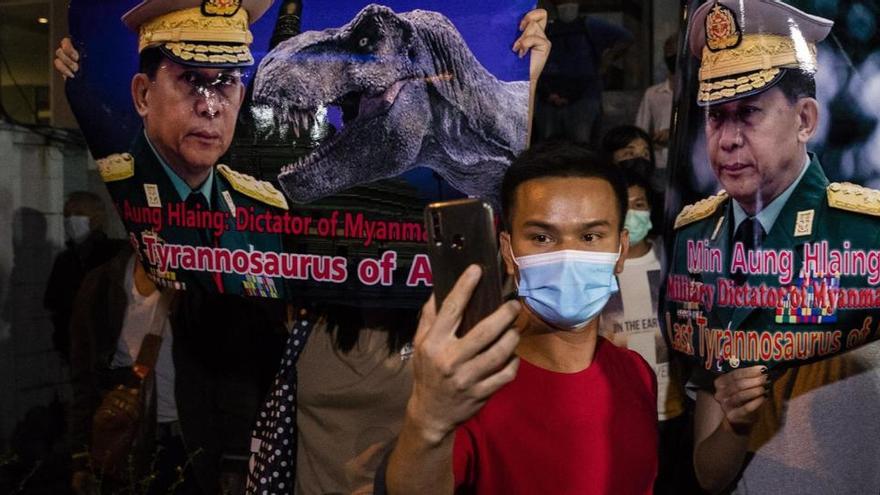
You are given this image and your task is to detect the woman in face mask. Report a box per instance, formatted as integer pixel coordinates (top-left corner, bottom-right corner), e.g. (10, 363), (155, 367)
(621, 169), (656, 258)
(602, 125), (655, 167)
(597, 168), (696, 495)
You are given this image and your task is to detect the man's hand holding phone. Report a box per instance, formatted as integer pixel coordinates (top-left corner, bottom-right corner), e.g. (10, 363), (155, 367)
(405, 265), (522, 445)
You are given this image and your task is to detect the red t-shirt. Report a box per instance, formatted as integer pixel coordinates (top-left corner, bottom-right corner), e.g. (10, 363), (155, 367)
(453, 337), (658, 494)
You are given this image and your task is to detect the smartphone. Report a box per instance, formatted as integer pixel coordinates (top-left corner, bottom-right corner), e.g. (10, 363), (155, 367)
(425, 199), (503, 336)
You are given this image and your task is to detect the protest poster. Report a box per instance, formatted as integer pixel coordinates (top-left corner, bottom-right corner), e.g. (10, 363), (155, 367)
(662, 0), (880, 372)
(64, 0), (531, 306)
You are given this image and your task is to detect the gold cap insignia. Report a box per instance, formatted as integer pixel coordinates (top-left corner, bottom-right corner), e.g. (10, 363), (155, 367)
(217, 164), (288, 210)
(705, 3), (741, 52)
(827, 182), (880, 217)
(688, 0), (833, 106)
(674, 190), (729, 229)
(96, 153), (134, 182)
(202, 0), (241, 17)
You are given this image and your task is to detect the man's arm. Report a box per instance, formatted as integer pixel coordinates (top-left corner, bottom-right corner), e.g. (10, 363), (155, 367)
(386, 265), (521, 494)
(693, 366), (769, 493)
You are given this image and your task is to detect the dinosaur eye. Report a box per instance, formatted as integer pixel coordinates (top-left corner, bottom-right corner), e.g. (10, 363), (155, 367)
(358, 37), (369, 48)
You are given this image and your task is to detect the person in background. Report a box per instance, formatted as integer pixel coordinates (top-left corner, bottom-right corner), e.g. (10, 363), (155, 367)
(533, 0), (633, 146)
(602, 125), (667, 211)
(602, 124), (654, 166)
(598, 167), (694, 494)
(68, 244), (281, 495)
(44, 191), (122, 362)
(636, 33), (678, 171)
(68, 246), (180, 494)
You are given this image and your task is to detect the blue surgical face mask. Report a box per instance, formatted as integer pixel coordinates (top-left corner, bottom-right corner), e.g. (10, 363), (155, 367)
(512, 247), (620, 330)
(624, 209), (652, 245)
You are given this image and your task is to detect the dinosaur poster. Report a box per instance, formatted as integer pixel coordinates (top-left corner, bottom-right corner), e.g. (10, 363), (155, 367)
(661, 0), (880, 372)
(65, 0), (532, 306)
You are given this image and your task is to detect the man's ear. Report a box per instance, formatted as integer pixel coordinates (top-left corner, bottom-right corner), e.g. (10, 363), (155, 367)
(796, 97), (819, 144)
(131, 73), (151, 118)
(499, 231), (516, 277)
(615, 228), (629, 274)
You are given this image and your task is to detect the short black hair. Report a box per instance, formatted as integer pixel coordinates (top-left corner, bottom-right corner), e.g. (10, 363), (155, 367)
(622, 167), (654, 210)
(139, 47), (165, 79)
(501, 141), (628, 232)
(601, 125), (656, 166)
(775, 68), (816, 103)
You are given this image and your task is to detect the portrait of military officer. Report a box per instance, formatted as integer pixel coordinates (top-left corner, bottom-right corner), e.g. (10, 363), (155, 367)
(665, 0), (880, 374)
(667, 3), (880, 492)
(97, 0), (288, 297)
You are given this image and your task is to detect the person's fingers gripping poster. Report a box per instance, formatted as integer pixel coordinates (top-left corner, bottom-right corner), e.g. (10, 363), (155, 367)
(64, 0), (532, 305)
(663, 0), (880, 373)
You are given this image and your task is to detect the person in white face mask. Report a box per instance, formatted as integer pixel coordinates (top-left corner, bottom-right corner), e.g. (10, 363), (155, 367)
(385, 142), (658, 494)
(44, 191), (124, 362)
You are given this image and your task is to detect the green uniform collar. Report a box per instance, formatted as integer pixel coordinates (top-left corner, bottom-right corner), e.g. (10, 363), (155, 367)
(732, 153), (811, 233)
(144, 131), (214, 207)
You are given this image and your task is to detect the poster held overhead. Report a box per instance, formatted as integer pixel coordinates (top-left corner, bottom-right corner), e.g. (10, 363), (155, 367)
(662, 0), (880, 373)
(65, 0), (531, 304)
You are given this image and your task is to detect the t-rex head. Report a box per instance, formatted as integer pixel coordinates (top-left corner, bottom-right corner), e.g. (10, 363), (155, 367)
(252, 4), (511, 204)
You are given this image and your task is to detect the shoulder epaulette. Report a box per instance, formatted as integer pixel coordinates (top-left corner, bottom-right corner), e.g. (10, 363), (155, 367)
(96, 153), (134, 182)
(827, 182), (880, 217)
(217, 164), (288, 210)
(674, 190), (729, 229)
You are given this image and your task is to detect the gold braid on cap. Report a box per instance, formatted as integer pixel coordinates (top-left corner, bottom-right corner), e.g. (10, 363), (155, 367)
(699, 67), (781, 103)
(138, 7), (251, 53)
(700, 34), (816, 82)
(698, 34), (817, 103)
(164, 42), (252, 64)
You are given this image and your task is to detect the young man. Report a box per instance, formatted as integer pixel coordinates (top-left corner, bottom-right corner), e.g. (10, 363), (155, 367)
(385, 143), (658, 493)
(665, 0), (880, 492)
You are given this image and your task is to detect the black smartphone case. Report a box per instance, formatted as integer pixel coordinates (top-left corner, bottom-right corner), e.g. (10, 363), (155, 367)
(425, 199), (503, 336)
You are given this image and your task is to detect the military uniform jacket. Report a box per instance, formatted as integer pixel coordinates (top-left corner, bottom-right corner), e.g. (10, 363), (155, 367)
(98, 132), (287, 298)
(665, 155), (880, 374)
